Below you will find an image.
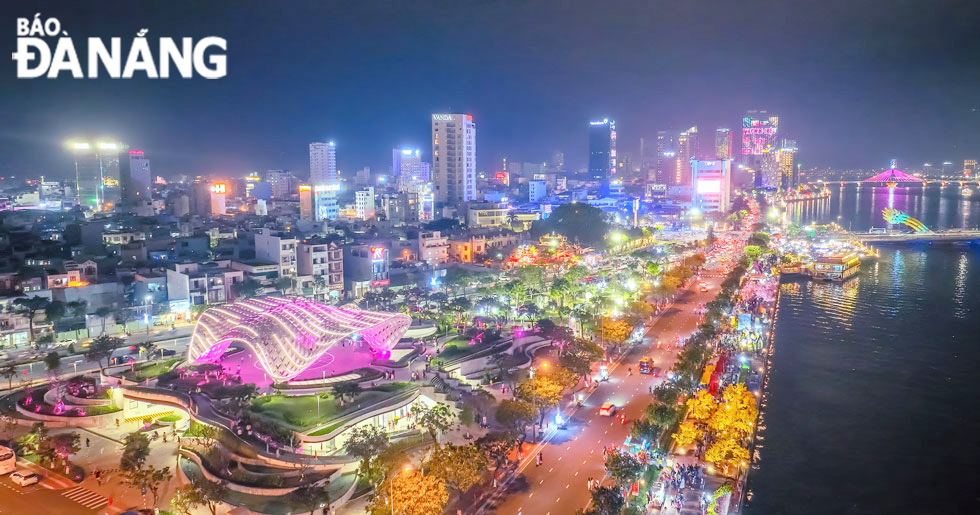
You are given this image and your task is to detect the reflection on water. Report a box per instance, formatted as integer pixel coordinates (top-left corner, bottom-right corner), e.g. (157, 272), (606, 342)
(787, 183), (980, 232)
(744, 246), (980, 514)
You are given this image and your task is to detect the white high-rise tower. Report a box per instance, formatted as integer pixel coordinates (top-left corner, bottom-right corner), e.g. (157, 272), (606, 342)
(431, 114), (476, 204)
(309, 141), (337, 186)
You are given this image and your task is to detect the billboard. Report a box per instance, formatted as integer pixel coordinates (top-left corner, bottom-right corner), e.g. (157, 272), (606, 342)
(370, 247), (385, 261)
(741, 115), (778, 155)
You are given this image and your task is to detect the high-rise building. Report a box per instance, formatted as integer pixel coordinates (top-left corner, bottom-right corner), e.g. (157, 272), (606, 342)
(393, 148), (430, 190)
(210, 182), (227, 216)
(244, 172), (261, 197)
(298, 185), (313, 220)
(314, 184), (340, 221)
(675, 127), (698, 186)
(529, 180), (547, 202)
(70, 141), (125, 212)
(654, 131), (676, 184)
(355, 187), (375, 220)
(964, 160), (977, 178)
(588, 119), (616, 181)
(267, 170), (293, 199)
(715, 129), (733, 160)
(431, 113), (477, 204)
(775, 140), (798, 190)
(120, 149), (151, 205)
(691, 159), (732, 212)
(741, 110), (780, 188)
(551, 150), (565, 170)
(309, 141), (337, 186)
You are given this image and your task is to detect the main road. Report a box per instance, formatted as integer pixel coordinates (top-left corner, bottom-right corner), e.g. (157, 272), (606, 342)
(483, 262), (730, 515)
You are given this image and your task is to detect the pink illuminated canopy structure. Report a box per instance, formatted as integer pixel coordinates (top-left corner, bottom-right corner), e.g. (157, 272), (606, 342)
(187, 297), (411, 382)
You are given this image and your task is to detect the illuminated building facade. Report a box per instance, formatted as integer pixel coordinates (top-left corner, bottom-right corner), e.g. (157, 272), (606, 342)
(964, 159), (977, 178)
(775, 140), (797, 189)
(676, 126), (698, 186)
(71, 141), (124, 212)
(187, 297), (412, 382)
(314, 184), (340, 221)
(741, 110), (780, 188)
(210, 182), (227, 216)
(310, 141), (337, 186)
(715, 128), (733, 159)
(298, 185), (313, 220)
(691, 158), (732, 212)
(432, 113), (477, 204)
(588, 119), (616, 181)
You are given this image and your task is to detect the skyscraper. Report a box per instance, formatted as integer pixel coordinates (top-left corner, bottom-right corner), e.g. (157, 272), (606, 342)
(393, 148), (430, 184)
(775, 140), (798, 190)
(654, 131), (676, 184)
(120, 150), (152, 205)
(267, 170), (293, 199)
(675, 126), (698, 186)
(715, 128), (733, 160)
(431, 113), (477, 204)
(70, 141), (124, 212)
(309, 141), (337, 186)
(588, 119), (616, 181)
(741, 110), (780, 188)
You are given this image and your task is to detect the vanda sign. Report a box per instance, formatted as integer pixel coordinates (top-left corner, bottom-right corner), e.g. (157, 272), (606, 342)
(12, 14), (227, 79)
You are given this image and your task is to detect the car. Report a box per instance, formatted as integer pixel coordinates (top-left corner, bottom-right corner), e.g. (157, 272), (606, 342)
(700, 285), (709, 292)
(650, 367), (662, 377)
(10, 471), (39, 486)
(152, 349), (177, 358)
(598, 403), (617, 416)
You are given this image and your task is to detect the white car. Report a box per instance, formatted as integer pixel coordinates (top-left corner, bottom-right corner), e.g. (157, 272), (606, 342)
(598, 403), (617, 417)
(10, 471), (39, 486)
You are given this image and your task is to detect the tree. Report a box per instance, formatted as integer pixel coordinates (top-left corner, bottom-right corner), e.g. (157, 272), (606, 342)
(687, 390), (717, 421)
(124, 464), (172, 506)
(311, 274), (329, 301)
(44, 300), (66, 331)
(344, 425), (390, 486)
(475, 431), (517, 468)
(0, 362), (17, 389)
(630, 418), (661, 444)
(417, 403), (455, 443)
(12, 296), (51, 345)
(529, 203), (610, 250)
(87, 335), (122, 371)
(93, 306), (114, 335)
(170, 478), (228, 515)
(16, 422), (49, 456)
(604, 451), (643, 487)
(599, 317), (633, 344)
(233, 278), (263, 299)
(424, 443), (487, 494)
(67, 300), (88, 320)
(290, 484), (331, 515)
(332, 381), (363, 404)
(367, 471), (449, 515)
(120, 431), (151, 471)
(672, 420), (700, 447)
(494, 399), (536, 437)
(588, 486), (625, 515)
(274, 277), (293, 294)
(43, 351), (61, 377)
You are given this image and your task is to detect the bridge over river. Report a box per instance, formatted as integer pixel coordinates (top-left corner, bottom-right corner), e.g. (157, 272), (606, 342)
(841, 230), (980, 243)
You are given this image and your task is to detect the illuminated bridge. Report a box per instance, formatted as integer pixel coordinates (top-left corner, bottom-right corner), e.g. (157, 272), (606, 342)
(188, 297), (411, 382)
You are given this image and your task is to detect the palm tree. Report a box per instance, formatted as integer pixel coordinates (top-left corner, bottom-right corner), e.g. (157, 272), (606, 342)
(94, 307), (113, 336)
(0, 362), (17, 389)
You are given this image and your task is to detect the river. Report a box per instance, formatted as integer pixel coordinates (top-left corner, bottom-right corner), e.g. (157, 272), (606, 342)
(744, 184), (980, 514)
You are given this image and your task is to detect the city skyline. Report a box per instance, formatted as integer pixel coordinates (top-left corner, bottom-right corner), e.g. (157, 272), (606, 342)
(2, 1), (979, 179)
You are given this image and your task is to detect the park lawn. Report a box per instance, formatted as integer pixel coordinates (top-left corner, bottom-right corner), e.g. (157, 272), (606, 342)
(254, 383), (416, 432)
(122, 358), (179, 381)
(439, 336), (488, 360)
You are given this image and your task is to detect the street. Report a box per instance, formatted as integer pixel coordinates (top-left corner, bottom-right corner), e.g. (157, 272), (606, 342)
(486, 268), (727, 515)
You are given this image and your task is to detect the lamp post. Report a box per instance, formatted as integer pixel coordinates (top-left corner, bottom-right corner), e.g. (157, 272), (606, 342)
(143, 295), (153, 339)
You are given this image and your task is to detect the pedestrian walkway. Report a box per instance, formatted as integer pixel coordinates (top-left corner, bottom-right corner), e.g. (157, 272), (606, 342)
(62, 485), (109, 510)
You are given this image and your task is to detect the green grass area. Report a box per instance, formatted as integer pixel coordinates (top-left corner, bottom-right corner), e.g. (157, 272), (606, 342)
(158, 414), (182, 423)
(79, 404), (122, 416)
(121, 358), (179, 381)
(252, 383), (416, 432)
(438, 336), (490, 360)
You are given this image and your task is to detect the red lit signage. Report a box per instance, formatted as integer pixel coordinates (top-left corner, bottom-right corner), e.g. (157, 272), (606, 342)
(128, 150), (144, 155)
(370, 247), (385, 261)
(211, 183), (227, 194)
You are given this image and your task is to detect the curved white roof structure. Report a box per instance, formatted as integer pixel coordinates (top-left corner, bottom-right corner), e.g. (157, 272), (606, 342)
(187, 297), (411, 382)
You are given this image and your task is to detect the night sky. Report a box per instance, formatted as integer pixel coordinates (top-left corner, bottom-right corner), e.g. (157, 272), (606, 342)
(1, 0), (978, 179)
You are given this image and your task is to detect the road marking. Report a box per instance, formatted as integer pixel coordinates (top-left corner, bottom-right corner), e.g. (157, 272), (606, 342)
(556, 498), (560, 503)
(565, 484), (570, 489)
(574, 471), (579, 476)
(566, 446), (570, 451)
(558, 456), (562, 461)
(548, 467), (553, 472)
(539, 479), (544, 484)
(62, 486), (109, 510)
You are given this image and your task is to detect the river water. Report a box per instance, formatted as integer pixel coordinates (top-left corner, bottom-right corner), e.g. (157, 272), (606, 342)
(744, 184), (980, 514)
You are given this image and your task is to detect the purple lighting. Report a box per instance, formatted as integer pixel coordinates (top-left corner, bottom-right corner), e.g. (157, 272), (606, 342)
(187, 297), (411, 382)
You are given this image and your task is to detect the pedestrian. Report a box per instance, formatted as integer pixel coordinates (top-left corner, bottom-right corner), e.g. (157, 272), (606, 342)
(482, 415), (487, 428)
(85, 438), (90, 448)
